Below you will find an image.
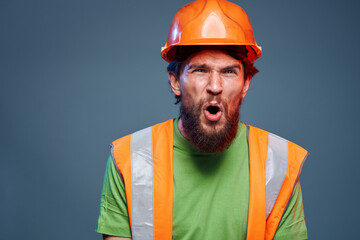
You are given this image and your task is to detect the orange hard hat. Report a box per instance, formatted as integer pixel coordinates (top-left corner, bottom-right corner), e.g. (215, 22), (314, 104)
(161, 0), (262, 63)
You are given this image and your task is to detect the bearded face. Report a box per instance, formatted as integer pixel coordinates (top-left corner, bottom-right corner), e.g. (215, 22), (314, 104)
(169, 50), (251, 153)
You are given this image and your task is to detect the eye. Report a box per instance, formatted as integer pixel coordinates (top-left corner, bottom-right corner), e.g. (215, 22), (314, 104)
(223, 69), (237, 75)
(193, 68), (206, 73)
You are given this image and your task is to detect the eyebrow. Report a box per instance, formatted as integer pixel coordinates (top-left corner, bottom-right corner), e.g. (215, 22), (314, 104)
(187, 64), (208, 70)
(187, 64), (241, 70)
(222, 64), (241, 70)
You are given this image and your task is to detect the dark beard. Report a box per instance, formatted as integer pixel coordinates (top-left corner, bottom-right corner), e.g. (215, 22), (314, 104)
(180, 98), (240, 153)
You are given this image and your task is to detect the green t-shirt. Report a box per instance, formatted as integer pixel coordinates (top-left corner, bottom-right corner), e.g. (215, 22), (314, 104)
(96, 120), (308, 239)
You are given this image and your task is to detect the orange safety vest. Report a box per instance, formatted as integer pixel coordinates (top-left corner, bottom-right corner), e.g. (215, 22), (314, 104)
(111, 119), (308, 240)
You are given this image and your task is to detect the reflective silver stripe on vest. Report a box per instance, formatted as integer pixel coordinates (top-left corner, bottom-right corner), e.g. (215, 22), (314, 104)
(265, 133), (289, 218)
(131, 127), (154, 240)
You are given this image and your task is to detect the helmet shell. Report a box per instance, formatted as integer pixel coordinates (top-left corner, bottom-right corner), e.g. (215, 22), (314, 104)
(161, 0), (262, 63)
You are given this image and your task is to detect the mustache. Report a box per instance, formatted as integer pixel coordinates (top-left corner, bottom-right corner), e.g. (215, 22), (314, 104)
(203, 96), (222, 103)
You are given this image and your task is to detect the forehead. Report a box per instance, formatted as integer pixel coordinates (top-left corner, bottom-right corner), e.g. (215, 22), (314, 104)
(184, 50), (241, 67)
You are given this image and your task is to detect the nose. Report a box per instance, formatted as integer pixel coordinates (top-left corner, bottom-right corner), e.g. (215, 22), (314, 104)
(206, 72), (223, 95)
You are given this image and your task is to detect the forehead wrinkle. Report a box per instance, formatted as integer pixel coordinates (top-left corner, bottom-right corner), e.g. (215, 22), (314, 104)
(182, 50), (244, 74)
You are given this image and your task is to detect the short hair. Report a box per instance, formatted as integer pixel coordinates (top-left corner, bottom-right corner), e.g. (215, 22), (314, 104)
(167, 46), (259, 104)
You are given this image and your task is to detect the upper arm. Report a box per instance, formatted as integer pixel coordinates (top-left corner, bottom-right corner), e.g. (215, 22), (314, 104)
(96, 155), (132, 238)
(103, 234), (132, 240)
(273, 180), (308, 240)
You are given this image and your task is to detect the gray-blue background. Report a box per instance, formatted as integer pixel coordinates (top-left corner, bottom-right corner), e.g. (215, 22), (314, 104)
(1, 0), (359, 239)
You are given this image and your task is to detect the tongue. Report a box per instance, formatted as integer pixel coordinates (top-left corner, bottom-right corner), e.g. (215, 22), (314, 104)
(204, 109), (222, 122)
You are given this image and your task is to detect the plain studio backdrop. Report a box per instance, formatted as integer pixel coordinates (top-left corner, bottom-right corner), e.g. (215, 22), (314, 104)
(1, 0), (359, 239)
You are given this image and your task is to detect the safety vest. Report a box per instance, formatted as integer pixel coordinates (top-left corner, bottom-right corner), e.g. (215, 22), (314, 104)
(111, 119), (308, 240)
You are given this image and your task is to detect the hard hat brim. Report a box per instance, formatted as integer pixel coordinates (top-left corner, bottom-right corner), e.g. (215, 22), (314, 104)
(161, 42), (262, 63)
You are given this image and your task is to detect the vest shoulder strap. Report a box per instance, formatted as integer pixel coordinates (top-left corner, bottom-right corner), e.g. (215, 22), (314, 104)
(111, 119), (174, 240)
(246, 125), (309, 240)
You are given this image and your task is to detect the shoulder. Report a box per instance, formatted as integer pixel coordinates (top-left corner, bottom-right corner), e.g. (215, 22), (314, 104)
(110, 119), (175, 168)
(112, 119), (174, 147)
(245, 123), (308, 154)
(245, 123), (309, 182)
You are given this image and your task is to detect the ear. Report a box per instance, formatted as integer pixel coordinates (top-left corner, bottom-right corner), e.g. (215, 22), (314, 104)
(241, 76), (251, 98)
(168, 72), (181, 96)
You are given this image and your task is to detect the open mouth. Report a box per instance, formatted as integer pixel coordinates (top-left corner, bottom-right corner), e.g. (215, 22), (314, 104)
(204, 103), (223, 122)
(207, 105), (220, 115)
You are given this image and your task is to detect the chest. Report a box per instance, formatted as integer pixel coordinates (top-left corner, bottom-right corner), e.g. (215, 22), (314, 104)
(172, 148), (249, 240)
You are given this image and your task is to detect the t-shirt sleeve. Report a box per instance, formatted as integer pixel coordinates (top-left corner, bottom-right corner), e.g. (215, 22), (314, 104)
(95, 155), (132, 238)
(273, 180), (308, 240)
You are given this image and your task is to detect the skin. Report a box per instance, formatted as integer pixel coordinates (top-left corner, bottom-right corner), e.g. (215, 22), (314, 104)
(169, 50), (251, 139)
(103, 50), (251, 240)
(103, 234), (131, 240)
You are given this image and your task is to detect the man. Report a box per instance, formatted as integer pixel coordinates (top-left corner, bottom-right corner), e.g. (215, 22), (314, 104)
(96, 0), (309, 239)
